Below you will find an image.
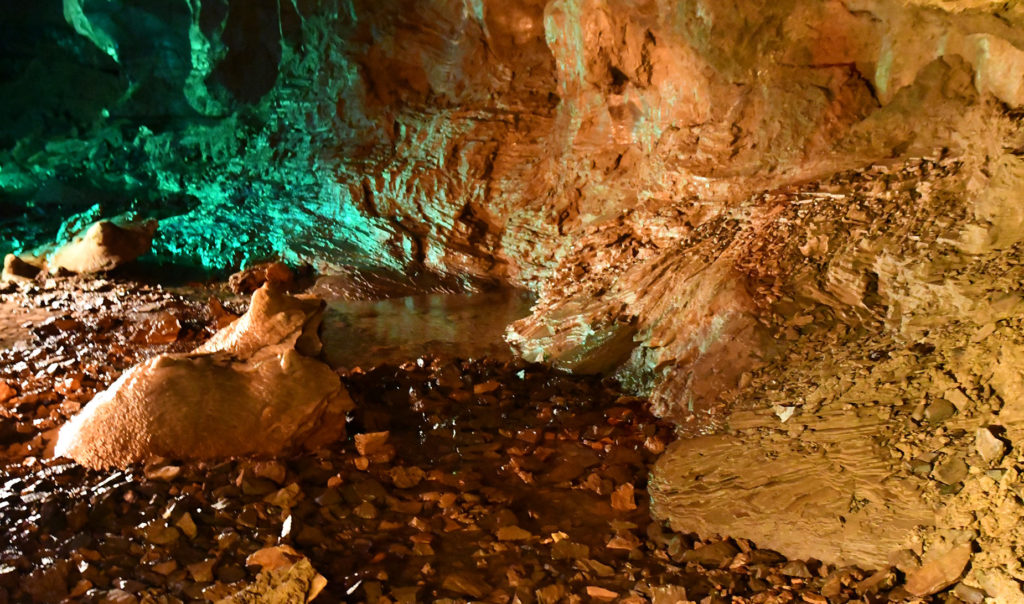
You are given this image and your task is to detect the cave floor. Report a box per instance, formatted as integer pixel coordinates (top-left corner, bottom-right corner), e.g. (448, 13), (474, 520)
(0, 277), (941, 603)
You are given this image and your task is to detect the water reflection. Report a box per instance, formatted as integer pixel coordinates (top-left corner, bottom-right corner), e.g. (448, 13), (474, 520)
(320, 290), (535, 368)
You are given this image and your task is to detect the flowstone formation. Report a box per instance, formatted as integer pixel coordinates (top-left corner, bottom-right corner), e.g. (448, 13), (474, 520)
(55, 284), (352, 468)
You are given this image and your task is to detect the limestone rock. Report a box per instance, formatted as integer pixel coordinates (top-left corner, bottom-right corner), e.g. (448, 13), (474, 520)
(229, 262), (296, 295)
(925, 399), (956, 424)
(934, 456), (969, 485)
(650, 406), (936, 568)
(218, 556), (326, 604)
(2, 253), (43, 282)
(904, 544), (973, 597)
(50, 220), (157, 274)
(975, 427), (1006, 464)
(54, 285), (353, 468)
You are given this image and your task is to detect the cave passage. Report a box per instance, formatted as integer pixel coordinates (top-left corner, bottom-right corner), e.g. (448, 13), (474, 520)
(4, 0), (1024, 602)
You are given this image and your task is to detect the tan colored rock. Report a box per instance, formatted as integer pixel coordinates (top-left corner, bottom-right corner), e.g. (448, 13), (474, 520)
(353, 431), (392, 460)
(217, 556), (326, 604)
(905, 544), (973, 597)
(246, 545), (305, 572)
(229, 261), (296, 295)
(2, 253), (43, 282)
(50, 220), (156, 274)
(975, 427), (1006, 464)
(54, 285), (353, 468)
(934, 456), (969, 485)
(650, 406), (936, 568)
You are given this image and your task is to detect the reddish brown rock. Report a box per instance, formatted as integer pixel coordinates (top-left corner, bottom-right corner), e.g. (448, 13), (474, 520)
(229, 261), (296, 295)
(905, 544), (973, 597)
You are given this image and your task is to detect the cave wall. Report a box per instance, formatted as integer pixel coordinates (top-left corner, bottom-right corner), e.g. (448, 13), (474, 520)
(3, 0), (1020, 272)
(7, 0), (1024, 589)
(4, 0), (1024, 412)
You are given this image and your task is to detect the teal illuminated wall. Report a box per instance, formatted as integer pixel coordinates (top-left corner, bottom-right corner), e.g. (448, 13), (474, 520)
(0, 0), (521, 280)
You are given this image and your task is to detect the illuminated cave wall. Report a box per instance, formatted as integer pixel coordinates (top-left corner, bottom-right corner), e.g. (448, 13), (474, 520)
(1, 0), (562, 281)
(6, 0), (1024, 283)
(6, 0), (1024, 416)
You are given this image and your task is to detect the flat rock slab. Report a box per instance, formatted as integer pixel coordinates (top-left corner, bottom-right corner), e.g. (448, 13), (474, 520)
(650, 406), (936, 568)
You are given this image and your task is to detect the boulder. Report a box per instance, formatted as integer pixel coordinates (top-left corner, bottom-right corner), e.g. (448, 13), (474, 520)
(54, 285), (353, 468)
(50, 220), (157, 274)
(2, 253), (43, 282)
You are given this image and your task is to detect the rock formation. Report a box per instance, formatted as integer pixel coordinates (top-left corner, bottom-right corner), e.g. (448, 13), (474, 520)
(49, 219), (157, 274)
(54, 285), (353, 468)
(1, 253), (43, 282)
(5, 0), (1024, 598)
(7, 0), (1022, 417)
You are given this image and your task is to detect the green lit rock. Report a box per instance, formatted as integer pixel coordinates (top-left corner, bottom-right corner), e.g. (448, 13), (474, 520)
(50, 219), (157, 274)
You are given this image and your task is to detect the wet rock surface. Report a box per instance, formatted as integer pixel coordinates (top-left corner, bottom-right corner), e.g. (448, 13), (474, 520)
(0, 355), (952, 603)
(0, 277), (971, 603)
(320, 289), (535, 368)
(0, 277), (218, 464)
(55, 285), (352, 468)
(3, 1), (1024, 601)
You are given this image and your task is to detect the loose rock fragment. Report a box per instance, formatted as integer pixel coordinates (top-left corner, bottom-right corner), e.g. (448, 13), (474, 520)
(229, 262), (296, 295)
(354, 431), (395, 463)
(440, 572), (489, 598)
(0, 380), (16, 403)
(933, 456), (969, 485)
(586, 585), (618, 600)
(610, 483), (636, 511)
(175, 512), (198, 539)
(246, 545), (305, 572)
(953, 582), (987, 604)
(904, 544), (973, 597)
(218, 556), (326, 603)
(2, 253), (42, 282)
(496, 525), (533, 541)
(680, 540), (739, 568)
(975, 427), (1006, 464)
(924, 399), (956, 424)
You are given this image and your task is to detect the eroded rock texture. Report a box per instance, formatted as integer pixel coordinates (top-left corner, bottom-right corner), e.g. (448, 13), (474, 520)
(54, 285), (353, 468)
(5, 0), (1022, 410)
(6, 0), (1024, 595)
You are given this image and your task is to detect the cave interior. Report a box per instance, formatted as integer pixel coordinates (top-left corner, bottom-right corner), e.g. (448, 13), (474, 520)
(2, 0), (1024, 602)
